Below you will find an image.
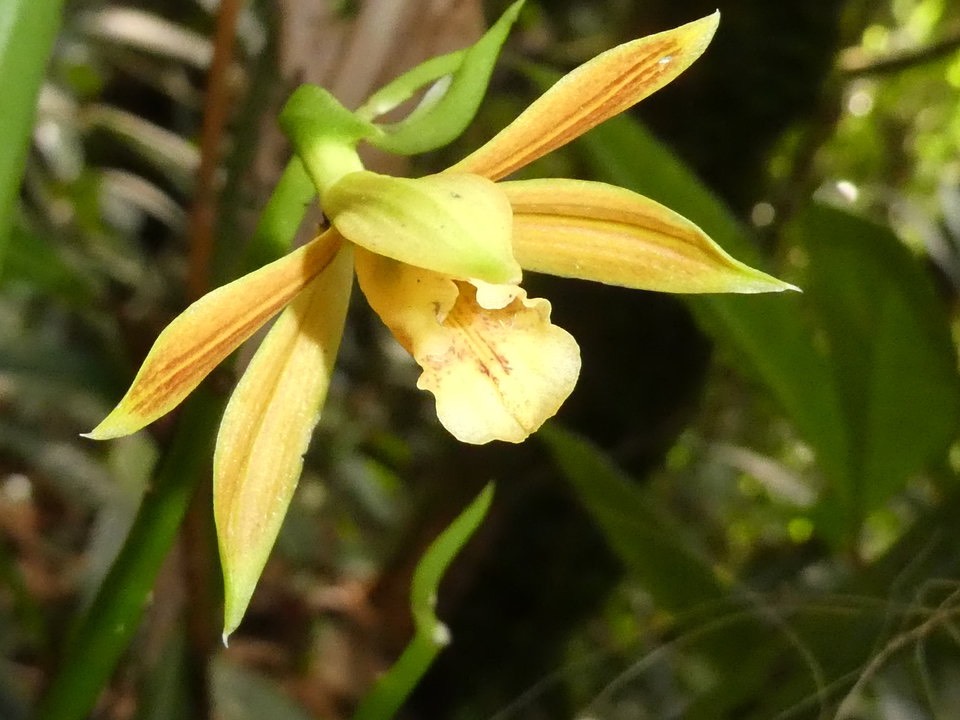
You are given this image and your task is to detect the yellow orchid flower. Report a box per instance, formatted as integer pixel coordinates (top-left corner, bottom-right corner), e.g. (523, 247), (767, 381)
(86, 11), (795, 636)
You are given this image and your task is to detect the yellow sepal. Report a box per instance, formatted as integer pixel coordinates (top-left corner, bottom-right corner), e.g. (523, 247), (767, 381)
(504, 179), (797, 294)
(215, 246), (354, 640)
(450, 13), (719, 181)
(85, 232), (343, 440)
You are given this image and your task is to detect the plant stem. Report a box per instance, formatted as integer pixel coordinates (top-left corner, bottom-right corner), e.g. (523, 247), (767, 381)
(240, 158), (316, 274)
(352, 633), (442, 720)
(186, 0), (242, 299)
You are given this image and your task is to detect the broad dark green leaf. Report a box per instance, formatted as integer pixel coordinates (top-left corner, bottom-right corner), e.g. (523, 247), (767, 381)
(788, 203), (960, 512)
(540, 425), (722, 611)
(575, 108), (959, 537)
(574, 113), (852, 506)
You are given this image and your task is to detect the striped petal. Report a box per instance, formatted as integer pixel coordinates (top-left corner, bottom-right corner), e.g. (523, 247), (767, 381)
(355, 248), (580, 444)
(86, 231), (343, 439)
(503, 179), (797, 294)
(215, 246), (354, 639)
(449, 13), (719, 181)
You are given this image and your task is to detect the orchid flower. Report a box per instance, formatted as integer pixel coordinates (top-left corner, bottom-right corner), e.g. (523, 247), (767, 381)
(86, 5), (795, 637)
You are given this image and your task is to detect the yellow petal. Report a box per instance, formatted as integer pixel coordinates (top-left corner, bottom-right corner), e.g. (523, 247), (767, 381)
(503, 179), (797, 294)
(449, 13), (719, 181)
(355, 249), (580, 444)
(324, 170), (520, 284)
(86, 231), (343, 440)
(215, 246), (354, 640)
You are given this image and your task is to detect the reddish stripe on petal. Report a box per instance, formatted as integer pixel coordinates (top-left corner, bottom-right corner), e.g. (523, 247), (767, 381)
(130, 237), (341, 415)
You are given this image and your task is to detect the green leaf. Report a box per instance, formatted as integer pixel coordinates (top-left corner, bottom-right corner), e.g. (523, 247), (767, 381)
(0, 0), (65, 269)
(539, 425), (723, 611)
(573, 111), (853, 505)
(788, 203), (960, 513)
(352, 484), (494, 720)
(573, 106), (960, 538)
(409, 483), (493, 628)
(84, 106), (200, 193)
(366, 0), (525, 155)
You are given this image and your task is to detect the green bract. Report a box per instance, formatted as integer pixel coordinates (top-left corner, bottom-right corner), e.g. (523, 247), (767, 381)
(355, 49), (466, 122)
(279, 84), (377, 145)
(278, 1), (524, 194)
(278, 85), (375, 194)
(364, 0), (525, 155)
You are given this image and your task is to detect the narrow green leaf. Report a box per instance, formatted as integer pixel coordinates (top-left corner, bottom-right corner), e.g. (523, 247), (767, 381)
(540, 425), (722, 611)
(83, 106), (200, 193)
(409, 483), (493, 627)
(352, 484), (494, 720)
(0, 0), (65, 269)
(367, 0), (525, 155)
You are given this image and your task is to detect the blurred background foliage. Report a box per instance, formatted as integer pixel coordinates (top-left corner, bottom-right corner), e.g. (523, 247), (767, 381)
(2, 0), (960, 718)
